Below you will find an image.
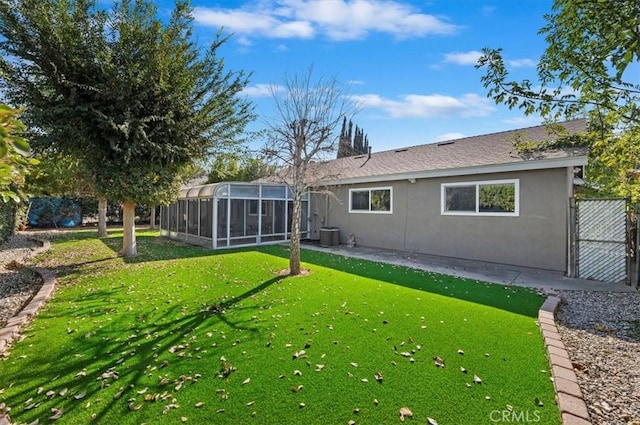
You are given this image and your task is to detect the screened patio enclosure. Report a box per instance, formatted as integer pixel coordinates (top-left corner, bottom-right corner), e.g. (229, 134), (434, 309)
(159, 182), (309, 248)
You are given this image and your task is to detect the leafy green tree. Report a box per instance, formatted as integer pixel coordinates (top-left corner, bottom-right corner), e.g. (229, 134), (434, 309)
(476, 0), (639, 128)
(476, 0), (640, 201)
(0, 104), (36, 203)
(207, 153), (276, 183)
(0, 0), (252, 255)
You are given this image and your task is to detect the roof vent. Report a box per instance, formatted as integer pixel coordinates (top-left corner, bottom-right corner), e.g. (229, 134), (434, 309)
(437, 141), (455, 147)
(394, 148), (408, 153)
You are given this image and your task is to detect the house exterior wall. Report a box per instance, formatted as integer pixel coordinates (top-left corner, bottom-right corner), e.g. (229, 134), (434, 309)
(311, 168), (570, 272)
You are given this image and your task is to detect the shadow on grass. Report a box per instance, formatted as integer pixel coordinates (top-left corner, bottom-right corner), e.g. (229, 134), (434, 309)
(3, 274), (284, 424)
(255, 245), (545, 318)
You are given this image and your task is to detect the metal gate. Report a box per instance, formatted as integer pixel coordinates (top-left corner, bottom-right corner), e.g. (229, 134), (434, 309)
(574, 198), (629, 284)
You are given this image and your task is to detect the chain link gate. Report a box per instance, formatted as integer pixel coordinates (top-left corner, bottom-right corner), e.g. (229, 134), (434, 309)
(573, 198), (629, 284)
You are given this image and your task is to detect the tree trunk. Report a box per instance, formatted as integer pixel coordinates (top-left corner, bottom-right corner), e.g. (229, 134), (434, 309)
(122, 200), (137, 257)
(149, 205), (156, 230)
(289, 193), (302, 275)
(97, 197), (108, 237)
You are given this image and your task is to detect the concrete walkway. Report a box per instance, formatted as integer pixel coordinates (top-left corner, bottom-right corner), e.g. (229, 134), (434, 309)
(302, 243), (638, 293)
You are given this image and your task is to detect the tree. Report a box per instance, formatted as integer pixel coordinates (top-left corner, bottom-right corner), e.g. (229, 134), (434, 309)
(0, 104), (36, 203)
(207, 152), (276, 183)
(476, 0), (639, 129)
(0, 0), (252, 255)
(337, 117), (370, 159)
(263, 67), (357, 275)
(476, 0), (640, 200)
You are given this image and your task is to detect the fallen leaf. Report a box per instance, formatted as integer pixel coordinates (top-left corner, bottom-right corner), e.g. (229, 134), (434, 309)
(473, 375), (482, 384)
(246, 401), (255, 406)
(294, 370), (302, 376)
(399, 406), (413, 422)
(457, 349), (464, 355)
(195, 402), (204, 408)
(137, 387), (148, 395)
(373, 398), (379, 406)
(350, 362), (358, 368)
(427, 417), (438, 425)
(49, 408), (64, 420)
(114, 387), (124, 399)
(361, 378), (369, 383)
(374, 372), (383, 382)
(74, 393), (86, 400)
(242, 377), (251, 385)
(299, 402), (306, 408)
(181, 416), (188, 422)
(460, 367), (467, 374)
(128, 402), (143, 411)
(534, 397), (544, 407)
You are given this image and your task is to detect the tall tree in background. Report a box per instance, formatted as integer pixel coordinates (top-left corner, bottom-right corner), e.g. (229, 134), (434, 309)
(337, 117), (369, 158)
(476, 0), (640, 200)
(264, 67), (357, 275)
(207, 153), (276, 183)
(0, 0), (252, 255)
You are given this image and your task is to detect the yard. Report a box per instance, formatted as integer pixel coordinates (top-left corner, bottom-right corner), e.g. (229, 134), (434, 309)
(0, 230), (559, 424)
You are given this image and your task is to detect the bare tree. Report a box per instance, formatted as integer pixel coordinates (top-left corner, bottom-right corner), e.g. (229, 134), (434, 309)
(264, 67), (358, 275)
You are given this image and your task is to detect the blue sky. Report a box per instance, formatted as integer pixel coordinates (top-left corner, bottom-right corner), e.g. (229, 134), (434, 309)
(159, 0), (557, 152)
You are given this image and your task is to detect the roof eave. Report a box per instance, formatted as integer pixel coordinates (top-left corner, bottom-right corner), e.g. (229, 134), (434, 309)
(318, 155), (588, 186)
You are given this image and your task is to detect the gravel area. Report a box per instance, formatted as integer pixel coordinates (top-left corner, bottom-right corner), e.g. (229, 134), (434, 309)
(0, 233), (45, 329)
(556, 290), (640, 425)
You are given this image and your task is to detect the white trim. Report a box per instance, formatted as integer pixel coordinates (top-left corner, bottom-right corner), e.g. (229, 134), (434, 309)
(441, 179), (520, 217)
(320, 156), (588, 186)
(348, 186), (393, 214)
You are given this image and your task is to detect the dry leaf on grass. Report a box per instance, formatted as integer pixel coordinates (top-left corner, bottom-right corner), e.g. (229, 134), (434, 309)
(49, 408), (64, 420)
(399, 406), (413, 421)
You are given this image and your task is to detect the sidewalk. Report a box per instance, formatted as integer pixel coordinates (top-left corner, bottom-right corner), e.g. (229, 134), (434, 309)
(301, 243), (638, 293)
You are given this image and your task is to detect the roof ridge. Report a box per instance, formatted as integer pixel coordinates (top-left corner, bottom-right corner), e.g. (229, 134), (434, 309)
(370, 118), (586, 155)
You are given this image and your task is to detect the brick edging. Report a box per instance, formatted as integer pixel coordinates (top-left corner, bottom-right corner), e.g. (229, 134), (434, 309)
(0, 238), (56, 425)
(539, 296), (592, 425)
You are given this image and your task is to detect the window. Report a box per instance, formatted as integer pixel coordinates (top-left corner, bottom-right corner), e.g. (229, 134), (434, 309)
(349, 187), (392, 213)
(442, 179), (518, 216)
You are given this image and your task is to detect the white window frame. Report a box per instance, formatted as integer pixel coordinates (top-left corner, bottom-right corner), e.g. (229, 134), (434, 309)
(441, 179), (519, 217)
(349, 186), (393, 214)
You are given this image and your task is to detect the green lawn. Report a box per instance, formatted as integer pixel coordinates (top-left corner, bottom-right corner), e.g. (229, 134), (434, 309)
(0, 230), (559, 424)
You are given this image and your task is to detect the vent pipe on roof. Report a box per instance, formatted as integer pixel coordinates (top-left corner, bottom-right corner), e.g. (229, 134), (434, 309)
(368, 146), (371, 159)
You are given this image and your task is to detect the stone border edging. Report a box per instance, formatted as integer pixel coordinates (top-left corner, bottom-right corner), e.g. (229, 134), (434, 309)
(0, 238), (55, 425)
(539, 296), (592, 425)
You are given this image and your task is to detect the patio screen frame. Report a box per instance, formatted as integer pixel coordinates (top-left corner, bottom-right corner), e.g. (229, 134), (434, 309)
(159, 182), (310, 249)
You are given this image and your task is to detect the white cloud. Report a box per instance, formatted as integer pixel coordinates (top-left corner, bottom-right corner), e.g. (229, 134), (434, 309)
(351, 92), (494, 118)
(508, 58), (536, 68)
(482, 6), (496, 16)
(502, 116), (543, 127)
(434, 132), (466, 142)
(443, 50), (483, 66)
(242, 84), (279, 97)
(193, 1), (459, 41)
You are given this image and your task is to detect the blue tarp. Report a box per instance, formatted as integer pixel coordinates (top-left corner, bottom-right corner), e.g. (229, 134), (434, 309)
(28, 197), (82, 228)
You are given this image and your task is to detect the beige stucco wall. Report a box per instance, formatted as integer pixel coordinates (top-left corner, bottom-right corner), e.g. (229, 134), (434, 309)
(310, 168), (570, 272)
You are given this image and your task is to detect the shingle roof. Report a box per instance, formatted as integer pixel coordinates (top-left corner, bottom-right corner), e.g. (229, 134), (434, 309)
(308, 119), (588, 184)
